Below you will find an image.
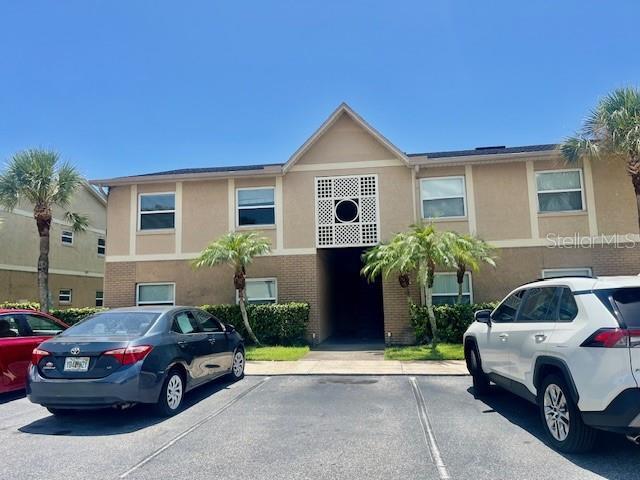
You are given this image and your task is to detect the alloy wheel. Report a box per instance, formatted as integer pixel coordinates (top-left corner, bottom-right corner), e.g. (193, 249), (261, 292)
(166, 374), (183, 410)
(233, 351), (245, 377)
(544, 383), (570, 441)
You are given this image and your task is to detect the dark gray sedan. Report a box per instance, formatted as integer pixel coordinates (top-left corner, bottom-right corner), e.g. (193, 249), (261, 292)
(27, 306), (245, 416)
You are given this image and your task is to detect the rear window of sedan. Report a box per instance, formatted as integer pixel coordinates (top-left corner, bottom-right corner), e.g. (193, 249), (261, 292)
(62, 312), (160, 337)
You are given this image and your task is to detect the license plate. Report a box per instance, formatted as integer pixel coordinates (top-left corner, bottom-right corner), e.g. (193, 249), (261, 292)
(64, 357), (90, 372)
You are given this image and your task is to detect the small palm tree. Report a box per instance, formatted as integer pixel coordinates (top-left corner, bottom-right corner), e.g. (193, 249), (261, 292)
(192, 231), (271, 344)
(449, 233), (496, 304)
(560, 87), (640, 229)
(0, 149), (88, 312)
(361, 232), (415, 299)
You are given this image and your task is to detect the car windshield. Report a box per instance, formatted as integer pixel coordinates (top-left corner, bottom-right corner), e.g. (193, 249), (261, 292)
(62, 312), (160, 337)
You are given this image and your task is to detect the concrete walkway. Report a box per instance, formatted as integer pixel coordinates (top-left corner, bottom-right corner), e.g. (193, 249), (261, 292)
(245, 359), (468, 376)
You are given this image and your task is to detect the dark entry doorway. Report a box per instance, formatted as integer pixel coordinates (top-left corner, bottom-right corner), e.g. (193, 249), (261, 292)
(318, 247), (384, 341)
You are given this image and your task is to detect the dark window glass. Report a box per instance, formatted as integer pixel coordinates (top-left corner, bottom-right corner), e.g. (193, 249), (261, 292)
(538, 191), (583, 212)
(492, 290), (525, 323)
(423, 198), (465, 218)
(140, 212), (175, 230)
(23, 314), (64, 335)
(0, 315), (22, 337)
(95, 291), (104, 307)
(517, 287), (559, 322)
(63, 312), (159, 337)
(97, 238), (106, 255)
(194, 310), (223, 332)
(610, 288), (640, 328)
(172, 311), (200, 334)
(238, 208), (275, 226)
(558, 288), (578, 322)
(140, 194), (175, 211)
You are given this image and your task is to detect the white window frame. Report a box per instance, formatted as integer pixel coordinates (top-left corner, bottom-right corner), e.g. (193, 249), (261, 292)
(138, 192), (176, 231)
(420, 176), (467, 220)
(61, 230), (74, 246)
(95, 291), (104, 307)
(236, 187), (276, 228)
(430, 272), (474, 304)
(136, 282), (176, 306)
(58, 289), (72, 305)
(535, 169), (585, 213)
(236, 277), (278, 304)
(97, 237), (106, 256)
(541, 267), (593, 279)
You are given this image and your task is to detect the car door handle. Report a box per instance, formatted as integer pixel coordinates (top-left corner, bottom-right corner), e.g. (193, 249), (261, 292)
(499, 333), (509, 341)
(178, 341), (187, 348)
(534, 333), (547, 343)
(207, 336), (216, 344)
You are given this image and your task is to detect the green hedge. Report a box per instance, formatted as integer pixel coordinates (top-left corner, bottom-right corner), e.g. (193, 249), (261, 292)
(0, 301), (310, 345)
(200, 303), (310, 345)
(410, 302), (498, 344)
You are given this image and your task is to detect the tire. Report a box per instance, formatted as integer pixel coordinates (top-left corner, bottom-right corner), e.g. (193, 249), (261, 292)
(466, 344), (490, 395)
(228, 349), (245, 381)
(46, 407), (76, 417)
(538, 373), (597, 453)
(154, 369), (185, 417)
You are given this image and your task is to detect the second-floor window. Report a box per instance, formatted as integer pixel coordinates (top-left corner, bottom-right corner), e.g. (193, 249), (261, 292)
(237, 187), (275, 226)
(420, 177), (466, 219)
(536, 170), (584, 213)
(97, 238), (106, 256)
(139, 193), (175, 230)
(61, 230), (74, 245)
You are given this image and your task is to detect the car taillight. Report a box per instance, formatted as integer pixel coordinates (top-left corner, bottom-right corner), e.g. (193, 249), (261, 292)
(103, 345), (153, 365)
(32, 348), (50, 365)
(581, 328), (640, 348)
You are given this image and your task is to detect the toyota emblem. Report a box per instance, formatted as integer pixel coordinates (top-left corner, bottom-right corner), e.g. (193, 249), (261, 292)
(70, 347), (80, 355)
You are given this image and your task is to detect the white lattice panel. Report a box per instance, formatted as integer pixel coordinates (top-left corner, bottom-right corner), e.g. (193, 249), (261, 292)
(315, 174), (379, 248)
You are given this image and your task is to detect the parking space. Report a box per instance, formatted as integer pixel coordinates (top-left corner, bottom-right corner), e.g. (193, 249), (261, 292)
(2, 376), (638, 480)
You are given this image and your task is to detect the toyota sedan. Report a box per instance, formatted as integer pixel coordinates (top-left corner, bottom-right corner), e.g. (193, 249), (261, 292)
(27, 306), (245, 416)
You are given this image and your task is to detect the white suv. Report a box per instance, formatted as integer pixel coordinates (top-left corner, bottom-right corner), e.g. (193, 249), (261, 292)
(464, 275), (640, 453)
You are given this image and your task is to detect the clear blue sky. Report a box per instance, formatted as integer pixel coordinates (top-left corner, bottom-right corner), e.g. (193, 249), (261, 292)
(1, 1), (638, 180)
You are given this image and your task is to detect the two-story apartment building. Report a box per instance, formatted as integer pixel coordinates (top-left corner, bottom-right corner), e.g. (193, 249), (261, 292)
(92, 103), (640, 344)
(0, 183), (107, 307)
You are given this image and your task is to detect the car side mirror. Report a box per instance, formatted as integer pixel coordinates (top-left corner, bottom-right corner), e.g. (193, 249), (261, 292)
(225, 324), (235, 333)
(474, 309), (492, 326)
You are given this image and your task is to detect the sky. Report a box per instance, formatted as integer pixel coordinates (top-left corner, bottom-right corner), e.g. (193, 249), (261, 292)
(1, 1), (639, 180)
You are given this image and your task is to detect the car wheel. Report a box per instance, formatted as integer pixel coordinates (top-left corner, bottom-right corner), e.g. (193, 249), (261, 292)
(466, 345), (490, 395)
(46, 407), (76, 417)
(539, 373), (597, 453)
(154, 369), (185, 417)
(229, 349), (245, 381)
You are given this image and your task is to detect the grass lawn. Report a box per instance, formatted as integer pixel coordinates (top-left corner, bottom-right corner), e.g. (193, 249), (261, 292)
(245, 345), (310, 361)
(384, 343), (464, 361)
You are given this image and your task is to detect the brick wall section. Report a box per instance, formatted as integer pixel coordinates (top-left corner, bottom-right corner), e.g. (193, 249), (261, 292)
(104, 262), (136, 307)
(382, 276), (417, 345)
(592, 245), (640, 275)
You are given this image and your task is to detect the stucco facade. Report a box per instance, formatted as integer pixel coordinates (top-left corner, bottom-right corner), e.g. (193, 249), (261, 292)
(0, 184), (107, 307)
(93, 103), (640, 344)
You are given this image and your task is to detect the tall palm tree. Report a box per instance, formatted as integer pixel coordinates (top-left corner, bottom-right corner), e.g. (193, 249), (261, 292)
(0, 149), (88, 312)
(560, 87), (640, 229)
(192, 231), (271, 344)
(449, 233), (496, 304)
(361, 223), (455, 346)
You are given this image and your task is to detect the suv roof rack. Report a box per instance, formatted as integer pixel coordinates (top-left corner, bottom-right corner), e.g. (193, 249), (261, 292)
(521, 275), (596, 285)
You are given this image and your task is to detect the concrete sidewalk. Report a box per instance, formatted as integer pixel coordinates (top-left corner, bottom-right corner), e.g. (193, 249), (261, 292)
(245, 359), (468, 376)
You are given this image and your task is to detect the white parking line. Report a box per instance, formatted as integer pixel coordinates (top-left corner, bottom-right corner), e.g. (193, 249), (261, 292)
(409, 376), (451, 480)
(120, 376), (271, 478)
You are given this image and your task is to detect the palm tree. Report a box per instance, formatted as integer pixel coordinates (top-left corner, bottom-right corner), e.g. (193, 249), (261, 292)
(0, 149), (88, 312)
(449, 233), (496, 304)
(361, 232), (415, 299)
(560, 87), (640, 229)
(361, 223), (455, 346)
(192, 231), (271, 344)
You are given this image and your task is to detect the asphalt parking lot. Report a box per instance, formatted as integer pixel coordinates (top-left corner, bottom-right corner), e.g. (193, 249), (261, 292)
(2, 376), (639, 480)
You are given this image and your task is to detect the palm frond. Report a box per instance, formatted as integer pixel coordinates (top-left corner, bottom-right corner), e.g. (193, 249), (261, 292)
(192, 231), (271, 271)
(64, 212), (90, 232)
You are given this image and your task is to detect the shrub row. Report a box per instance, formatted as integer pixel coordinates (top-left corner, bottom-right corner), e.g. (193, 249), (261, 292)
(0, 301), (310, 345)
(410, 302), (499, 344)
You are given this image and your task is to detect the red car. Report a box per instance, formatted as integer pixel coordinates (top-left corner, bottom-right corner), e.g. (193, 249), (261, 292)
(0, 309), (68, 393)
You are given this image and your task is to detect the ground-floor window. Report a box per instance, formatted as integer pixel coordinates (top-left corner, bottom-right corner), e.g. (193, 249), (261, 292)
(58, 289), (72, 305)
(238, 278), (277, 305)
(542, 267), (592, 279)
(95, 291), (104, 307)
(431, 273), (472, 305)
(136, 283), (175, 306)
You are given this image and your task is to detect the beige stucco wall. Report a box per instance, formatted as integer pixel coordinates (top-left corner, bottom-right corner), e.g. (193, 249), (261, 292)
(106, 186), (131, 256)
(474, 162), (531, 240)
(296, 112), (398, 165)
(182, 180), (228, 253)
